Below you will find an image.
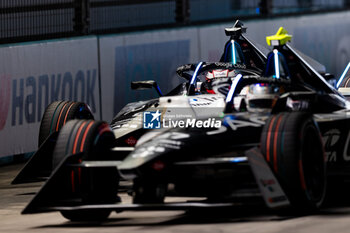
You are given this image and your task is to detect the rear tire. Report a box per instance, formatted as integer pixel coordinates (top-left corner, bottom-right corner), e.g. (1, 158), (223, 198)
(260, 112), (326, 212)
(52, 120), (118, 221)
(38, 101), (93, 147)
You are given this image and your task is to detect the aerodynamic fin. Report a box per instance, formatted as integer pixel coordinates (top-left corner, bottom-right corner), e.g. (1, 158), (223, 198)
(292, 47), (326, 75)
(246, 147), (290, 209)
(22, 153), (83, 214)
(11, 132), (58, 184)
(22, 152), (120, 214)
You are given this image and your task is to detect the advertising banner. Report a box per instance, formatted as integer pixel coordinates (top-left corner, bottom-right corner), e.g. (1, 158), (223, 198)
(0, 37), (100, 158)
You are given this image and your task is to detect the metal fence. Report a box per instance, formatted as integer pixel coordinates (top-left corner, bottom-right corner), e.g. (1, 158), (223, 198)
(89, 0), (176, 34)
(0, 0), (76, 43)
(0, 0), (349, 44)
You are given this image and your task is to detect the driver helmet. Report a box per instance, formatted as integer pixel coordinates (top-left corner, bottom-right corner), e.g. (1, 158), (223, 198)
(201, 69), (237, 94)
(246, 83), (280, 112)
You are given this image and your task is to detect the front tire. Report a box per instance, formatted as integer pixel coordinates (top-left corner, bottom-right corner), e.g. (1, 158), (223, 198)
(52, 120), (118, 221)
(260, 112), (326, 212)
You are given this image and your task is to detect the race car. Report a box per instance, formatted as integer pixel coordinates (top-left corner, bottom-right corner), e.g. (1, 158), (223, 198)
(116, 28), (349, 211)
(20, 27), (350, 221)
(12, 20), (268, 185)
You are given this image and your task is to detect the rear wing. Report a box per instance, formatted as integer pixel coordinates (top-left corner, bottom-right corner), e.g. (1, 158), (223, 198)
(286, 44), (342, 97)
(292, 47), (326, 75)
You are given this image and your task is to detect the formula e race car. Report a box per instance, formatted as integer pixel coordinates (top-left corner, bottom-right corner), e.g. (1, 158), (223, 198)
(12, 20), (268, 185)
(19, 27), (350, 221)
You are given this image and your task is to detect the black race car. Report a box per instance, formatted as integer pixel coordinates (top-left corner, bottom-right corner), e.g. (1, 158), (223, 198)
(12, 20), (268, 185)
(19, 27), (350, 221)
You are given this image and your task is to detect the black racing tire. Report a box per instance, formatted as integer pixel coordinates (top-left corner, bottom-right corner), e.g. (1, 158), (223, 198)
(52, 120), (118, 221)
(38, 101), (94, 147)
(132, 179), (167, 204)
(260, 112), (326, 212)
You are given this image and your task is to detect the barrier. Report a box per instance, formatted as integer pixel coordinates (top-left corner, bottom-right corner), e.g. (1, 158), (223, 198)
(1, 11), (350, 162)
(0, 37), (100, 159)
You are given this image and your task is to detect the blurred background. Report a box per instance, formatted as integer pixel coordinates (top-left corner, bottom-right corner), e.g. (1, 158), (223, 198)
(0, 0), (349, 43)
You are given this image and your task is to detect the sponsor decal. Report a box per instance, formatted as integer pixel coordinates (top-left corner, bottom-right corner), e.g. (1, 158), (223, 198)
(260, 179), (276, 192)
(131, 145), (166, 158)
(322, 129), (340, 162)
(151, 160), (165, 171)
(6, 69), (97, 127)
(212, 69), (229, 78)
(206, 115), (266, 135)
(189, 96), (221, 107)
(0, 75), (11, 131)
(343, 131), (350, 161)
(214, 62), (246, 69)
(131, 135), (187, 158)
(125, 136), (137, 146)
(157, 132), (190, 140)
(268, 196), (288, 203)
(260, 179), (276, 187)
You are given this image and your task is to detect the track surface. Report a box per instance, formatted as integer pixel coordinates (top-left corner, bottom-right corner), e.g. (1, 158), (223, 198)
(2, 163), (350, 233)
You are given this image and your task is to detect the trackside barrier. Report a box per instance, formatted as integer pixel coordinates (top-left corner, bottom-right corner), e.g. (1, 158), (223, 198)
(0, 37), (101, 160)
(1, 11), (350, 163)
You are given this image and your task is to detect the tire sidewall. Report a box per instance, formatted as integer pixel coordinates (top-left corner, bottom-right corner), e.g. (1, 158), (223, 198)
(261, 112), (326, 211)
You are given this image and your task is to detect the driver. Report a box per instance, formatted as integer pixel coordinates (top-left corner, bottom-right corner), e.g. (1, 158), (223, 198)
(201, 69), (237, 94)
(244, 48), (289, 112)
(245, 83), (280, 112)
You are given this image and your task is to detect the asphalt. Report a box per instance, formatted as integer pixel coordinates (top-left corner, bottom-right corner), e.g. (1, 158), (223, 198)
(2, 163), (350, 233)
